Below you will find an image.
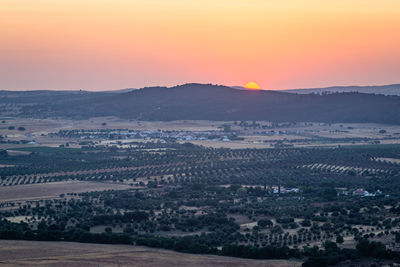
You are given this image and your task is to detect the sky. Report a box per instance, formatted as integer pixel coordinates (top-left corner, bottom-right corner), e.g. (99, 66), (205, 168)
(1, 0), (400, 91)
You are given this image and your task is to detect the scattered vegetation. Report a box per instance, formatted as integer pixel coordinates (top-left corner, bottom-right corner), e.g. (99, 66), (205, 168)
(0, 142), (400, 266)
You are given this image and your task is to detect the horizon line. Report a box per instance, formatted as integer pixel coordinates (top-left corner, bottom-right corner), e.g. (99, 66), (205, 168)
(1, 82), (400, 92)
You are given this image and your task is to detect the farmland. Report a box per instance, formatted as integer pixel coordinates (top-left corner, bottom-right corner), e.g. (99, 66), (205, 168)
(0, 181), (132, 202)
(0, 240), (302, 267)
(1, 119), (400, 266)
(2, 117), (400, 150)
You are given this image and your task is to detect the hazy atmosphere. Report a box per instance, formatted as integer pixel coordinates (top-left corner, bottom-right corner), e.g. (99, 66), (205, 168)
(1, 0), (400, 90)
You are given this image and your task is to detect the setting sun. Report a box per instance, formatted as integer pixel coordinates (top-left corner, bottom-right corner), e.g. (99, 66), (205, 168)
(244, 82), (261, 90)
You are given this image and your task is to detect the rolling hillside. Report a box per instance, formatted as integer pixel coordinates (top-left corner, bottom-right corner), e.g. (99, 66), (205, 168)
(2, 84), (400, 124)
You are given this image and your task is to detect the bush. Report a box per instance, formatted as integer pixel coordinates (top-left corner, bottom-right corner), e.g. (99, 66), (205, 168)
(301, 219), (312, 227)
(258, 219), (273, 228)
(356, 239), (389, 259)
(336, 235), (344, 244)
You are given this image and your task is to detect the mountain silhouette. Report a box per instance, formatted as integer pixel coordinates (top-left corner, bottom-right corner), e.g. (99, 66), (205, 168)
(2, 83), (400, 124)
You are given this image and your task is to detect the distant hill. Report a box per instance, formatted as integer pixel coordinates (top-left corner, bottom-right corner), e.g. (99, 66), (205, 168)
(2, 83), (400, 124)
(103, 88), (137, 93)
(282, 84), (400, 96)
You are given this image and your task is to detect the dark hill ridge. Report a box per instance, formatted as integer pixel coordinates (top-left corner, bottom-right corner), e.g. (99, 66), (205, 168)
(282, 83), (400, 96)
(6, 83), (400, 124)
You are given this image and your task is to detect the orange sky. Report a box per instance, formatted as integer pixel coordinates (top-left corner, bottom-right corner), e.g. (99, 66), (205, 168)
(1, 0), (400, 90)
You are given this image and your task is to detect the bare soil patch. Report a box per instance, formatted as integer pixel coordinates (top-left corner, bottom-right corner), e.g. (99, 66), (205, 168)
(0, 240), (302, 267)
(0, 181), (132, 202)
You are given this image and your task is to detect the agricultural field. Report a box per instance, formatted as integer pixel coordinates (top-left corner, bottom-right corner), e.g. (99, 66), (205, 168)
(0, 240), (302, 267)
(0, 181), (132, 202)
(2, 117), (400, 150)
(0, 136), (400, 265)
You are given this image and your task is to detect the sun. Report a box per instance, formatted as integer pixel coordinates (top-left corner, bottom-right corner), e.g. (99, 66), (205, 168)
(244, 82), (260, 90)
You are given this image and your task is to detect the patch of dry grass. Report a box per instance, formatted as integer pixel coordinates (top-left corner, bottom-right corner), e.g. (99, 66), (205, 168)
(0, 181), (132, 202)
(0, 240), (302, 267)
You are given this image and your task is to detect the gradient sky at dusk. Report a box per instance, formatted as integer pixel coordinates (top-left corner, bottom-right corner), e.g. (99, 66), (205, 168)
(1, 0), (400, 90)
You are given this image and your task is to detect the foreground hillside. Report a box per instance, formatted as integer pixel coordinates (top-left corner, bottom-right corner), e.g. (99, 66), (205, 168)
(0, 240), (302, 267)
(1, 83), (400, 124)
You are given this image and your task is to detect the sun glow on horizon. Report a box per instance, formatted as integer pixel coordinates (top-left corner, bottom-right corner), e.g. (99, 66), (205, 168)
(244, 82), (261, 90)
(1, 0), (400, 90)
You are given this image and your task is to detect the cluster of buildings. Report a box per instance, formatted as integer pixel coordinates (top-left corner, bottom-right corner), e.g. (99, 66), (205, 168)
(54, 129), (234, 142)
(337, 188), (382, 197)
(276, 187), (300, 194)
